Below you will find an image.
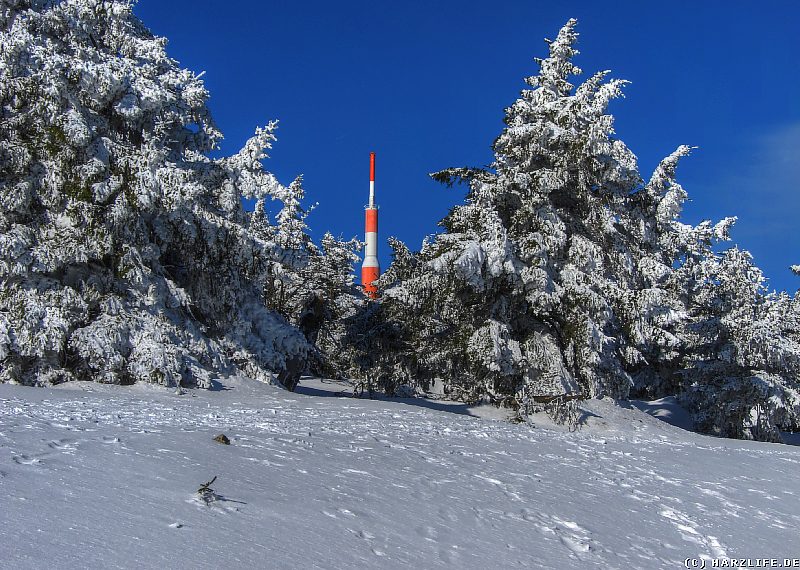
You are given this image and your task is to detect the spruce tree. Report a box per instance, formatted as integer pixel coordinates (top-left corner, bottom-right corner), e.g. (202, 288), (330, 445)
(248, 173), (363, 381)
(376, 20), (652, 410)
(679, 248), (800, 441)
(309, 232), (363, 375)
(0, 0), (311, 387)
(372, 19), (795, 437)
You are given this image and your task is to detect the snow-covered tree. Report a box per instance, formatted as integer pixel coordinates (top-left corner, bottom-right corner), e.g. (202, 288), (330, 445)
(246, 174), (363, 380)
(364, 20), (800, 441)
(627, 152), (800, 442)
(374, 19), (680, 413)
(678, 248), (800, 441)
(0, 0), (311, 388)
(309, 232), (364, 375)
(331, 237), (428, 395)
(624, 146), (736, 398)
(627, 164), (800, 442)
(256, 176), (316, 324)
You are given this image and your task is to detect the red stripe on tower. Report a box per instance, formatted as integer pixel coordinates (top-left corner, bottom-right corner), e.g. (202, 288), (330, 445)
(361, 152), (380, 298)
(365, 209), (378, 233)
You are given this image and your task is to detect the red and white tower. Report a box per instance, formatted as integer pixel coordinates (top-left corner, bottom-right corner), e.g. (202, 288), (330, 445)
(361, 152), (380, 298)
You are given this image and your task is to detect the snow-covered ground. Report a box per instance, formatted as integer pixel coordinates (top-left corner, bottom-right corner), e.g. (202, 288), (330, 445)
(1, 377), (798, 569)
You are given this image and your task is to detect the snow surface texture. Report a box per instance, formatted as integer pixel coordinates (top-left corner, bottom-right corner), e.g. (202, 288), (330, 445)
(1, 378), (798, 569)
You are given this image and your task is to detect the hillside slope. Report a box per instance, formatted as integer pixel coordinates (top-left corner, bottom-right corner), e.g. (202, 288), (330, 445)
(1, 378), (798, 569)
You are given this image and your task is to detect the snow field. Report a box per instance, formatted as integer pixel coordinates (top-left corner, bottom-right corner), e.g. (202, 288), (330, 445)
(1, 378), (799, 569)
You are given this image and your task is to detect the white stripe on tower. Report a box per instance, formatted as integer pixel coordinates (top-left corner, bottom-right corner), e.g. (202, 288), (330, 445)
(362, 152), (379, 298)
(369, 170), (375, 208)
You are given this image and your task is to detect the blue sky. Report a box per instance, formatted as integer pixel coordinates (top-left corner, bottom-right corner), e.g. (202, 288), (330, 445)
(135, 1), (800, 293)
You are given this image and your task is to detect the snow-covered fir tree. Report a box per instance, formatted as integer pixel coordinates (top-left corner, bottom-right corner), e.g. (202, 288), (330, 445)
(249, 179), (363, 380)
(371, 20), (665, 412)
(366, 19), (800, 439)
(308, 232), (364, 376)
(332, 237), (423, 395)
(366, 21), (628, 403)
(0, 0), (313, 388)
(255, 176), (318, 329)
(677, 248), (800, 441)
(627, 151), (800, 441)
(624, 147), (735, 398)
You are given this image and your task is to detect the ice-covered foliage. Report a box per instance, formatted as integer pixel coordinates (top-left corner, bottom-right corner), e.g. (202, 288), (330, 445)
(630, 150), (800, 441)
(364, 19), (800, 439)
(251, 184), (363, 378)
(307, 233), (365, 374)
(625, 147), (734, 397)
(677, 248), (800, 441)
(0, 0), (312, 387)
(374, 20), (672, 410)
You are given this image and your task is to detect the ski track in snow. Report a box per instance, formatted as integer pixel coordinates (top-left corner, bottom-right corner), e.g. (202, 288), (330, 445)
(1, 379), (799, 569)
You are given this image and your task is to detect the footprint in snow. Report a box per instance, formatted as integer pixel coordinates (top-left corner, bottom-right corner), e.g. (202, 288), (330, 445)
(524, 511), (603, 561)
(659, 507), (727, 558)
(473, 474), (523, 502)
(12, 454), (42, 466)
(47, 439), (78, 453)
(437, 505), (459, 523)
(346, 528), (387, 557)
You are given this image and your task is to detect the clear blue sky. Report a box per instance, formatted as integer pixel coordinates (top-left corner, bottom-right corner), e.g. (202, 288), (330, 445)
(135, 1), (800, 293)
